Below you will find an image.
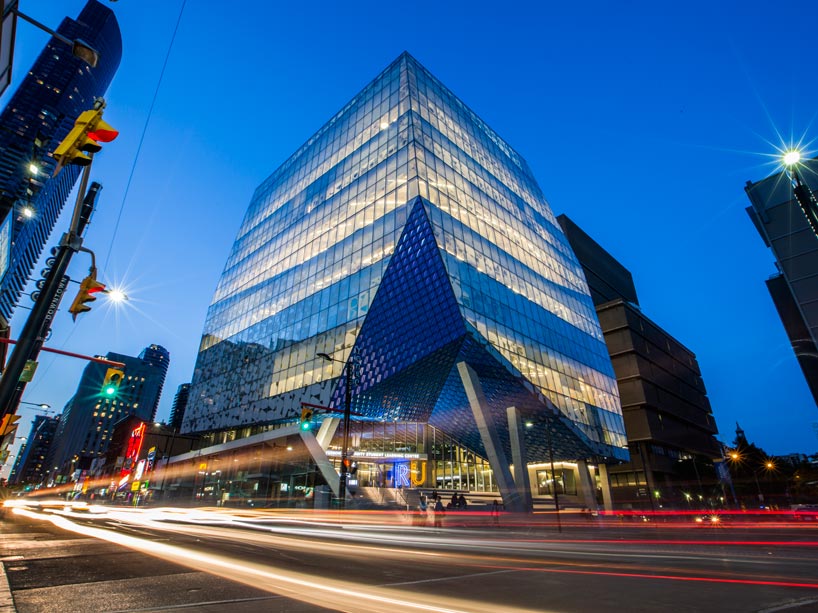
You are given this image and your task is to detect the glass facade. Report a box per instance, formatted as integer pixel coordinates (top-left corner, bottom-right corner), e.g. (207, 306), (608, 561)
(0, 0), (121, 322)
(186, 53), (628, 463)
(49, 345), (170, 477)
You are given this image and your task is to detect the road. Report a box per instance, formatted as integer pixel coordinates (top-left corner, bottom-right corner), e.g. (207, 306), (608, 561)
(2, 502), (818, 612)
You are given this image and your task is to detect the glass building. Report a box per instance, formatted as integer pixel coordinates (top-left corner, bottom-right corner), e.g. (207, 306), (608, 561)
(184, 53), (628, 508)
(48, 345), (170, 481)
(746, 158), (818, 407)
(0, 0), (121, 324)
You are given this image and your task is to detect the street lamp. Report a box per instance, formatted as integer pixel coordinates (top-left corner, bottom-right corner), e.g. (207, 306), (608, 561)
(12, 9), (100, 67)
(106, 288), (128, 303)
(18, 402), (49, 410)
(782, 149), (818, 238)
(317, 351), (358, 509)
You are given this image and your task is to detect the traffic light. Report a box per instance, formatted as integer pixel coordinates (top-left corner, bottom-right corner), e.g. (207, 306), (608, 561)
(299, 407), (314, 431)
(52, 105), (119, 176)
(0, 414), (20, 437)
(101, 368), (124, 398)
(68, 268), (106, 320)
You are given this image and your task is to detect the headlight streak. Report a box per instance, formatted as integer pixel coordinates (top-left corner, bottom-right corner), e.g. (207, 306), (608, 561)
(42, 503), (818, 565)
(30, 504), (818, 589)
(12, 506), (547, 613)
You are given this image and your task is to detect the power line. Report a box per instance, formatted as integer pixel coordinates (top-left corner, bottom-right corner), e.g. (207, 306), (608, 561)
(102, 0), (188, 271)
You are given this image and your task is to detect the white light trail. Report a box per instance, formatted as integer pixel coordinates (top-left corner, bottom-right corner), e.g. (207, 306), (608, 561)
(12, 506), (548, 613)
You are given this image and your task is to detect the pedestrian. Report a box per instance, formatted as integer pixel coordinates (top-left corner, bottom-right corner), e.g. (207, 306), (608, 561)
(458, 494), (467, 509)
(450, 493), (459, 509)
(491, 499), (502, 525)
(417, 494), (428, 526)
(434, 496), (445, 528)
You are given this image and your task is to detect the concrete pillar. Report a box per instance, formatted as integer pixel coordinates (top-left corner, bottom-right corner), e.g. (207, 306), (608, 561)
(315, 417), (340, 450)
(576, 459), (598, 511)
(299, 428), (343, 499)
(638, 442), (658, 511)
(507, 406), (533, 512)
(457, 361), (525, 512)
(597, 463), (613, 511)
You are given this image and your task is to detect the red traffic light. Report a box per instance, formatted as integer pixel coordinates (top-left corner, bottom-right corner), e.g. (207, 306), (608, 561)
(87, 126), (119, 143)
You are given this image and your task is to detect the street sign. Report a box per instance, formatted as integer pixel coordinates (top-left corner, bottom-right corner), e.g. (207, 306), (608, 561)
(0, 216), (11, 284)
(19, 359), (37, 382)
(0, 1), (17, 99)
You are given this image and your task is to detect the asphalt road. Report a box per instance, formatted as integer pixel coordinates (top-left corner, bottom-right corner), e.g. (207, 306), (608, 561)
(3, 504), (818, 613)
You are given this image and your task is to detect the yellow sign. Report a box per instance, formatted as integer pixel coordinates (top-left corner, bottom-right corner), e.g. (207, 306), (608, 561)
(130, 481), (141, 492)
(410, 460), (426, 486)
(0, 413), (20, 437)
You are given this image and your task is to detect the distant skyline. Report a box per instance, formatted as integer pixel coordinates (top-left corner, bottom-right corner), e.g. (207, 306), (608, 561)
(3, 0), (817, 464)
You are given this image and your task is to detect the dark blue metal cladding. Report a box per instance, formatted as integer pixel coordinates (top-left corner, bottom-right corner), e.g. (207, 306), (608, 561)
(330, 197), (467, 419)
(431, 334), (595, 462)
(330, 197), (602, 463)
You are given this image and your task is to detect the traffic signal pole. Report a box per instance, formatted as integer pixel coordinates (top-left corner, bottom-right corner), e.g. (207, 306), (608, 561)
(0, 165), (100, 419)
(0, 98), (116, 422)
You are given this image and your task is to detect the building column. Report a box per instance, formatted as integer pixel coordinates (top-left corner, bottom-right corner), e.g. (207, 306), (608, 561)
(315, 417), (340, 450)
(507, 406), (533, 512)
(457, 361), (525, 512)
(576, 459), (598, 511)
(299, 428), (342, 499)
(597, 463), (613, 511)
(638, 441), (658, 510)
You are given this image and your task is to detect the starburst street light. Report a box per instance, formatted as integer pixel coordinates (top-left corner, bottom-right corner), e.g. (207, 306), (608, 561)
(106, 288), (128, 303)
(781, 147), (818, 238)
(783, 149), (802, 167)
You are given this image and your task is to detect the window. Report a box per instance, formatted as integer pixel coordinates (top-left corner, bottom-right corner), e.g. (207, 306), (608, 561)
(536, 469), (577, 496)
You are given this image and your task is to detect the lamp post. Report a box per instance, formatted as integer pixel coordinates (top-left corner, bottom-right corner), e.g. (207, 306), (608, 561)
(18, 402), (50, 410)
(753, 460), (775, 507)
(317, 351), (358, 509)
(783, 149), (818, 238)
(543, 414), (562, 533)
(11, 7), (100, 67)
(155, 422), (177, 500)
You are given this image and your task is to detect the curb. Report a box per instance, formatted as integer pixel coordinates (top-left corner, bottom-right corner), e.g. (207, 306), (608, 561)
(0, 562), (14, 613)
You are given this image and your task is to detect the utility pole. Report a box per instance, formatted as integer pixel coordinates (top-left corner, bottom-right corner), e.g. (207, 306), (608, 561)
(0, 173), (99, 418)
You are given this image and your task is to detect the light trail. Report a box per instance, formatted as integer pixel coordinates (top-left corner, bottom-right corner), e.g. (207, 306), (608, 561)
(24, 502), (818, 570)
(10, 501), (818, 598)
(471, 563), (818, 591)
(11, 506), (546, 613)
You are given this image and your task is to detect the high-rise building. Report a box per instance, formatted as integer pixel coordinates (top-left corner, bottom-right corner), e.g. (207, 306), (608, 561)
(7, 414), (59, 486)
(745, 159), (818, 407)
(558, 215), (722, 508)
(184, 53), (627, 508)
(169, 383), (190, 432)
(48, 345), (169, 479)
(138, 344), (170, 419)
(0, 0), (121, 324)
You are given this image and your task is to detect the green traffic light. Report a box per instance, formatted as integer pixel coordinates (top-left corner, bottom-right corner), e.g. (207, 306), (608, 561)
(300, 420), (311, 431)
(104, 385), (116, 396)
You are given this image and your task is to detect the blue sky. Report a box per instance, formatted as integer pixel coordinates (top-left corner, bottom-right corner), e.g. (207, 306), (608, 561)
(5, 0), (818, 459)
